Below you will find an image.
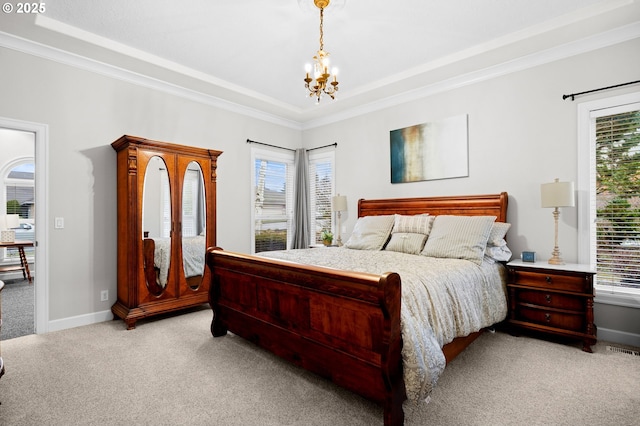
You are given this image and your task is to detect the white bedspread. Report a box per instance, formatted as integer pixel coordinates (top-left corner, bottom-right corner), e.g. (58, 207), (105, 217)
(182, 235), (206, 279)
(153, 235), (206, 287)
(258, 247), (508, 402)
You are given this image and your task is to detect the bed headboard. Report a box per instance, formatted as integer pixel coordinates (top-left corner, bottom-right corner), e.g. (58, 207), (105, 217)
(358, 192), (508, 223)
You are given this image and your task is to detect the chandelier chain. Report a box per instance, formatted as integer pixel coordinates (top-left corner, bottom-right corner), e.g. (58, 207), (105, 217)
(319, 7), (324, 51)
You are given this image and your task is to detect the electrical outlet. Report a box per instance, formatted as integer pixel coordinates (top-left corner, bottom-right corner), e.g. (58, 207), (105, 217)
(100, 290), (109, 302)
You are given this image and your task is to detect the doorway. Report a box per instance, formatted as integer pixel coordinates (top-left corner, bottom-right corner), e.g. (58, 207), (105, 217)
(0, 117), (48, 339)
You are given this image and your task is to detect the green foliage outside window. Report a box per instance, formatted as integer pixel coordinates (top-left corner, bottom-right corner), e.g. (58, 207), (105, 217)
(6, 199), (21, 215)
(595, 110), (640, 287)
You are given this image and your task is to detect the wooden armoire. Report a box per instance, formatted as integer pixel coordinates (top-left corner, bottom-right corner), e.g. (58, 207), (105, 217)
(111, 135), (222, 329)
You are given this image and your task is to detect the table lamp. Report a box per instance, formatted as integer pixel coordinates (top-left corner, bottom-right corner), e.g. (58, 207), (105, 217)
(332, 194), (347, 246)
(541, 178), (575, 265)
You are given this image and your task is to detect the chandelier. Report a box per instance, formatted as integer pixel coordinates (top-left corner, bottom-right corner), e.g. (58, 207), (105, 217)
(304, 0), (339, 104)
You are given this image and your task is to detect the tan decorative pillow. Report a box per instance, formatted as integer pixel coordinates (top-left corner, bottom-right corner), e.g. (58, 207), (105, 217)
(392, 214), (434, 235)
(344, 215), (395, 250)
(420, 215), (496, 265)
(487, 222), (511, 246)
(385, 232), (428, 255)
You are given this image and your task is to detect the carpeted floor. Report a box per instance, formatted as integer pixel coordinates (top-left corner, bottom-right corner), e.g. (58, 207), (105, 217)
(0, 278), (34, 340)
(0, 308), (638, 425)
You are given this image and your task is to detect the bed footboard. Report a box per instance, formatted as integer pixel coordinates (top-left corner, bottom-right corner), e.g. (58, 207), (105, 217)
(207, 247), (405, 426)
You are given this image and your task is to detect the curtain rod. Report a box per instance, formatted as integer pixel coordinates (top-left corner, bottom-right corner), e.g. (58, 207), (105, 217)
(562, 80), (640, 101)
(246, 139), (337, 152)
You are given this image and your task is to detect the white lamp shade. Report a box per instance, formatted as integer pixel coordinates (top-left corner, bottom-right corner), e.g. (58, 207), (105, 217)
(332, 194), (347, 212)
(541, 180), (575, 208)
(6, 214), (19, 229)
(0, 214), (20, 230)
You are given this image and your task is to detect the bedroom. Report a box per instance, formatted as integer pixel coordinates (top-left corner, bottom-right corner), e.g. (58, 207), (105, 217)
(0, 0), (639, 391)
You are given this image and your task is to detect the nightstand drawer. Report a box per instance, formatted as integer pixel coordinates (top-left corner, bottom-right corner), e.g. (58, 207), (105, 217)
(516, 306), (585, 331)
(510, 269), (588, 293)
(515, 289), (585, 311)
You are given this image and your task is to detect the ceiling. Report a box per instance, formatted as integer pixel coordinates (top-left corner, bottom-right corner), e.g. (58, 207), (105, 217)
(2, 0), (639, 126)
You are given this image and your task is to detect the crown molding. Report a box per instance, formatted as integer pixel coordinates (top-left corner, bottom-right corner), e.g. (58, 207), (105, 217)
(2, 20), (639, 131)
(0, 31), (303, 130)
(302, 21), (640, 129)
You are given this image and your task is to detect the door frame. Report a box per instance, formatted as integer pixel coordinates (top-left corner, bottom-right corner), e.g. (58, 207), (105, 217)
(0, 116), (48, 334)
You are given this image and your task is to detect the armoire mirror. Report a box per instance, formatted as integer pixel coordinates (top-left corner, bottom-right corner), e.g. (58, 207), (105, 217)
(181, 161), (206, 290)
(142, 155), (171, 296)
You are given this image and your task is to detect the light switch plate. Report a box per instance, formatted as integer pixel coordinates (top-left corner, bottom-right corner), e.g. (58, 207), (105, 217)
(54, 217), (64, 229)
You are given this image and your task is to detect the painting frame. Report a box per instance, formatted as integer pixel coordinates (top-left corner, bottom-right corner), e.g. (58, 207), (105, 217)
(390, 114), (469, 183)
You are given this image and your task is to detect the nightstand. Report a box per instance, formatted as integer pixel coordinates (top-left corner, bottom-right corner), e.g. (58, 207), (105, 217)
(506, 259), (597, 352)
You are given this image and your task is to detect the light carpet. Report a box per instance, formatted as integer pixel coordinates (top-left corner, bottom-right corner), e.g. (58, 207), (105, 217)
(0, 308), (638, 425)
(0, 278), (34, 341)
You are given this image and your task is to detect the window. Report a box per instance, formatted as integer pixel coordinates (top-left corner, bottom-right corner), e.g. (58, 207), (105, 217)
(3, 162), (35, 260)
(182, 166), (204, 238)
(578, 92), (640, 306)
(251, 148), (336, 253)
(251, 148), (294, 253)
(161, 171), (171, 238)
(309, 150), (335, 244)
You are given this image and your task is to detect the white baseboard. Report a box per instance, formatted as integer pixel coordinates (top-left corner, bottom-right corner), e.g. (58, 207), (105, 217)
(597, 327), (640, 348)
(42, 311), (640, 348)
(46, 309), (113, 333)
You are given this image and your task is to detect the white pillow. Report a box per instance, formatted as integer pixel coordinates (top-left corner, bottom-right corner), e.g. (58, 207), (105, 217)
(484, 222), (513, 262)
(385, 232), (428, 255)
(344, 215), (395, 250)
(420, 215), (496, 265)
(485, 245), (513, 262)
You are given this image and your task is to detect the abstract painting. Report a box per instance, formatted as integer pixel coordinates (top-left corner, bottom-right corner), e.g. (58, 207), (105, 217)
(390, 114), (468, 183)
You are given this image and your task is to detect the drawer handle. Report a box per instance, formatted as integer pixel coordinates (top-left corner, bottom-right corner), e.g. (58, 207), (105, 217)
(545, 294), (552, 303)
(545, 276), (552, 284)
(545, 313), (551, 322)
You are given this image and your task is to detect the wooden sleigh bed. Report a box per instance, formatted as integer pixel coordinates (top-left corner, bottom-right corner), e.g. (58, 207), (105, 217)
(207, 193), (509, 425)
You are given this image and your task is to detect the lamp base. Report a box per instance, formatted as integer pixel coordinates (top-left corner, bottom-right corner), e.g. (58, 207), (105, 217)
(548, 207), (565, 265)
(548, 248), (565, 265)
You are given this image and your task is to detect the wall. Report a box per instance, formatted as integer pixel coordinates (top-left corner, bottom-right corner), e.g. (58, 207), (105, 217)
(1, 35), (638, 345)
(0, 46), (300, 325)
(302, 38), (640, 345)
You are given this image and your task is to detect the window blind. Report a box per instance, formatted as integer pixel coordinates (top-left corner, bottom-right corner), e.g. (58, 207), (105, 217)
(594, 108), (640, 291)
(252, 149), (294, 253)
(309, 151), (335, 244)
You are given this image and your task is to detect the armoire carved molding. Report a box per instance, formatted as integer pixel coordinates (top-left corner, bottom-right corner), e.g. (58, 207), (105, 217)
(111, 135), (222, 329)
